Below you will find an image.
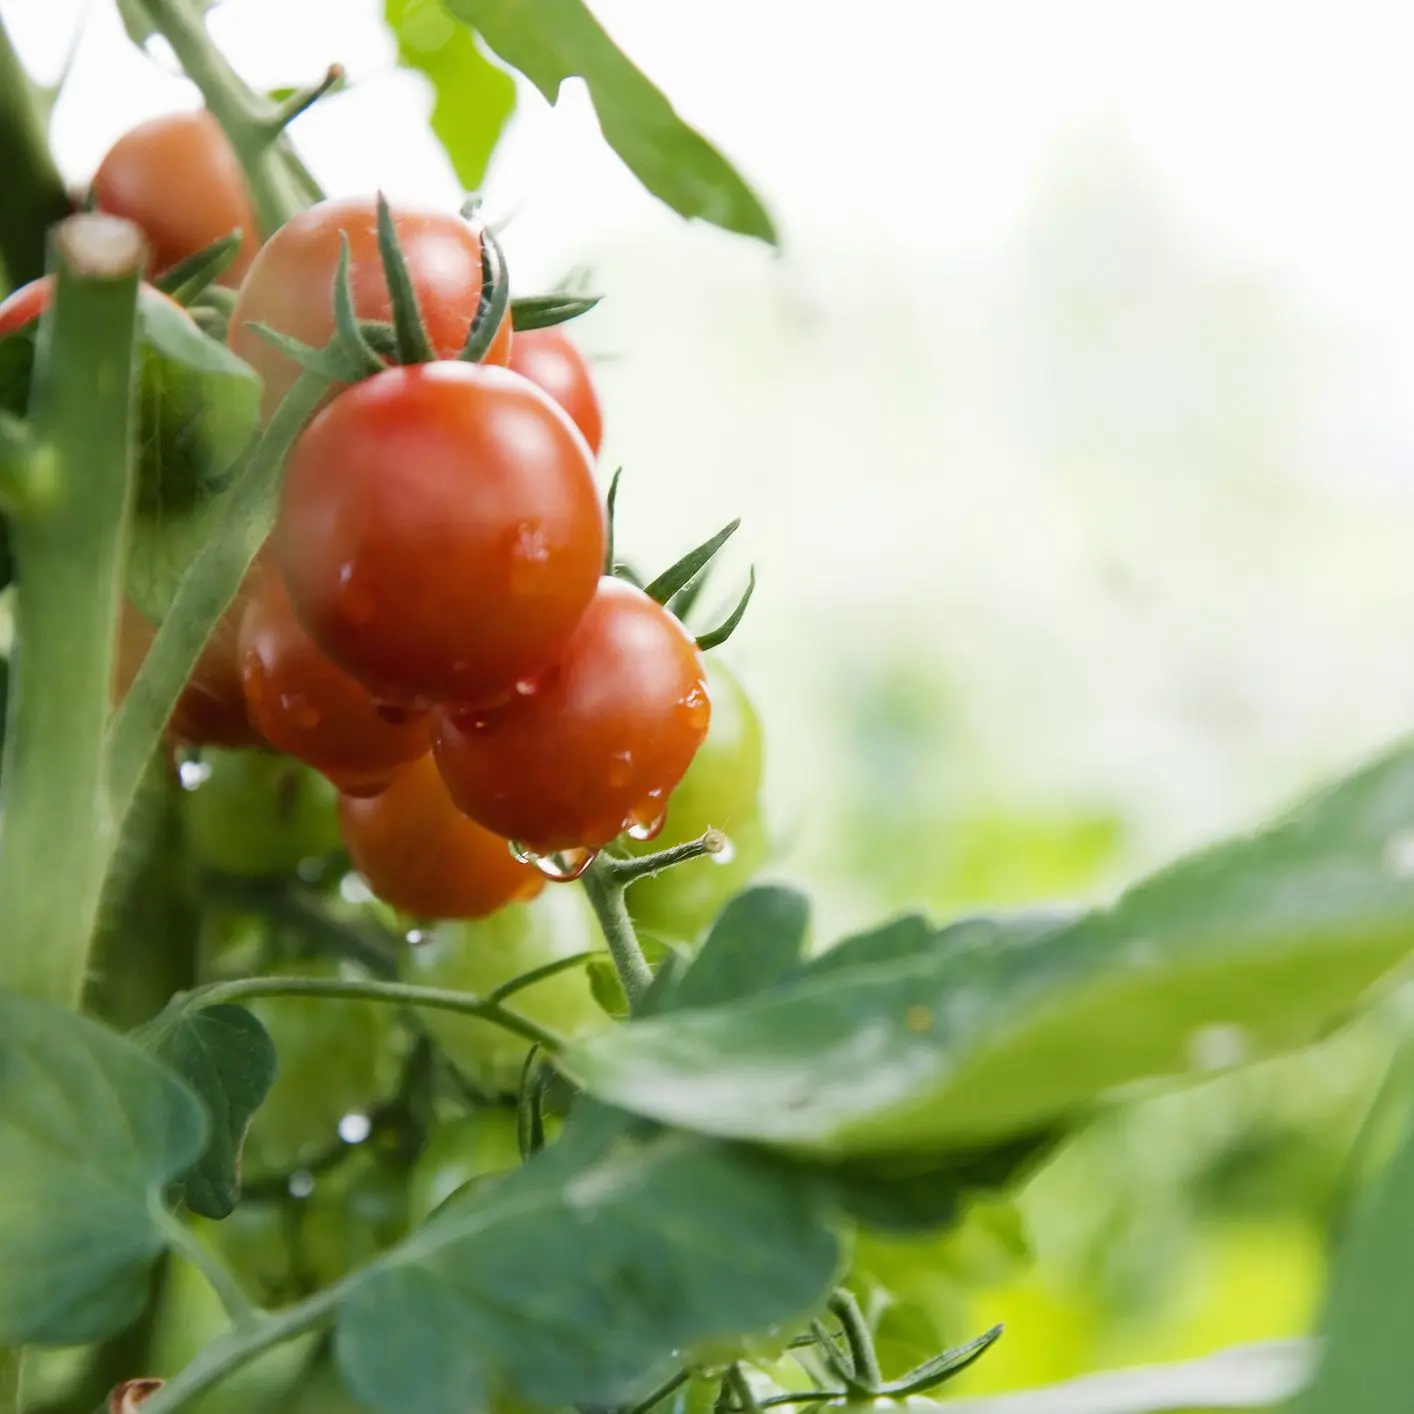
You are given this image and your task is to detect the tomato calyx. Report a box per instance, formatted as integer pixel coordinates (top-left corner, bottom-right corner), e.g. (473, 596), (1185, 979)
(153, 230), (246, 304)
(456, 216), (510, 363)
(509, 292), (602, 332)
(625, 516), (758, 652)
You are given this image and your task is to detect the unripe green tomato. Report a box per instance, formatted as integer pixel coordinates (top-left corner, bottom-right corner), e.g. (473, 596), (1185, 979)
(409, 1108), (523, 1223)
(185, 749), (341, 877)
(299, 1148), (411, 1286)
(625, 663), (768, 941)
(242, 958), (403, 1179)
(685, 1328), (795, 1372)
(398, 886), (609, 1094)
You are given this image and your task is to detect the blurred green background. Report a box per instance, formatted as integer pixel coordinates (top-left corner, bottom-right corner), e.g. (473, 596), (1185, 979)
(12, 0), (1414, 1400)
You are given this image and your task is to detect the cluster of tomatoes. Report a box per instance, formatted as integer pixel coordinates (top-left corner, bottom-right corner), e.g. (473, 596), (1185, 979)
(0, 110), (739, 925)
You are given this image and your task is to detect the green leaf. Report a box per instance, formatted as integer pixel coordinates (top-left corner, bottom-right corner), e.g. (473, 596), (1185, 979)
(879, 1325), (1004, 1397)
(510, 293), (602, 332)
(566, 739), (1414, 1157)
(445, 0), (777, 244)
(386, 0), (516, 190)
(643, 520), (740, 605)
(335, 1105), (840, 1414)
(134, 1002), (277, 1220)
(672, 885), (810, 1012)
(1290, 1085), (1414, 1413)
(0, 993), (206, 1344)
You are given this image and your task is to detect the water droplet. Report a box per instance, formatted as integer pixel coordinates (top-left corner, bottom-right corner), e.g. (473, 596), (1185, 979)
(243, 656), (266, 707)
(508, 839), (538, 865)
(287, 1169), (316, 1199)
(338, 1113), (372, 1144)
(280, 692), (321, 730)
(296, 856), (326, 884)
(1384, 830), (1414, 878)
(507, 521), (550, 590)
(339, 872), (374, 905)
(405, 928), (427, 946)
(514, 676), (540, 697)
(535, 848), (597, 882)
(607, 748), (634, 788)
(679, 681), (710, 732)
(177, 759), (211, 791)
(626, 811), (666, 842)
(338, 562), (375, 625)
(1187, 1023), (1248, 1072)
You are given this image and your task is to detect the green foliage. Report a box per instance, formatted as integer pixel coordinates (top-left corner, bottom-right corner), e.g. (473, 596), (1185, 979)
(335, 1105), (842, 1414)
(670, 884), (808, 1009)
(135, 1001), (277, 1218)
(445, 0), (777, 243)
(385, 0), (516, 190)
(567, 739), (1414, 1157)
(0, 994), (205, 1344)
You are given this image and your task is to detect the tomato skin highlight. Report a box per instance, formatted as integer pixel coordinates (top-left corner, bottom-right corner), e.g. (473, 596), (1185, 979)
(432, 578), (711, 853)
(276, 362), (605, 707)
(338, 753), (543, 920)
(239, 570), (430, 794)
(92, 110), (258, 285)
(228, 194), (510, 421)
(507, 326), (603, 458)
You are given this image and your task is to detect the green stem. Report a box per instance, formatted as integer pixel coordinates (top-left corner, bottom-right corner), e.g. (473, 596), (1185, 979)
(626, 1368), (691, 1414)
(600, 830), (726, 888)
(0, 14), (70, 288)
(189, 974), (566, 1051)
(726, 1367), (762, 1414)
(137, 1277), (350, 1414)
(0, 215), (145, 1007)
(154, 1202), (258, 1328)
(104, 368), (330, 832)
(828, 1291), (880, 1393)
(135, 0), (311, 237)
(0, 1349), (19, 1414)
(487, 950), (597, 1003)
(581, 854), (654, 1010)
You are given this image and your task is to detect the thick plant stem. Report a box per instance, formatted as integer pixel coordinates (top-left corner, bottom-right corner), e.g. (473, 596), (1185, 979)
(0, 215), (145, 1007)
(0, 1349), (18, 1414)
(0, 14), (70, 288)
(137, 0), (313, 236)
(581, 855), (654, 1010)
(104, 369), (330, 832)
(828, 1291), (881, 1392)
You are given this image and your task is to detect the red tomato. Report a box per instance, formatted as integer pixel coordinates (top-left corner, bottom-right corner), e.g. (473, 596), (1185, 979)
(238, 569), (430, 795)
(0, 276), (182, 339)
(92, 111), (257, 287)
(338, 754), (542, 919)
(507, 327), (603, 458)
(432, 578), (711, 853)
(275, 362), (605, 707)
(116, 594), (263, 750)
(227, 195), (512, 421)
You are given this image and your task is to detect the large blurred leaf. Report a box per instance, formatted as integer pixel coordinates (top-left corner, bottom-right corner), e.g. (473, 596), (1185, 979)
(0, 994), (206, 1343)
(386, 0), (515, 189)
(567, 739), (1414, 1157)
(335, 1103), (840, 1414)
(444, 0), (776, 244)
(671, 884), (810, 1011)
(1290, 1082), (1414, 1412)
(135, 1002), (276, 1219)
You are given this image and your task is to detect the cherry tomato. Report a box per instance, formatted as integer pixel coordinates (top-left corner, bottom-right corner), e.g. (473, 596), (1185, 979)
(507, 326), (603, 457)
(433, 578), (710, 853)
(242, 959), (403, 1179)
(228, 194), (512, 422)
(338, 754), (542, 919)
(408, 1109), (522, 1223)
(398, 887), (608, 1093)
(626, 662), (768, 938)
(115, 594), (264, 750)
(0, 275), (185, 342)
(276, 362), (604, 706)
(239, 569), (430, 794)
(92, 110), (257, 286)
(184, 749), (341, 878)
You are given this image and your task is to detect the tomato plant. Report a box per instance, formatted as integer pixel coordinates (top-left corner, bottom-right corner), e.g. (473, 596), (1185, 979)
(407, 1109), (523, 1223)
(92, 110), (257, 285)
(228, 195), (512, 421)
(276, 362), (605, 707)
(433, 577), (711, 852)
(338, 752), (542, 919)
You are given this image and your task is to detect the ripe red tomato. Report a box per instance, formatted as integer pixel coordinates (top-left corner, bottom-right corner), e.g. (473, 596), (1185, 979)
(239, 569), (430, 795)
(276, 362), (604, 707)
(92, 110), (257, 286)
(0, 276), (183, 339)
(507, 327), (603, 458)
(116, 594), (263, 750)
(338, 753), (543, 919)
(432, 578), (711, 853)
(227, 195), (512, 421)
